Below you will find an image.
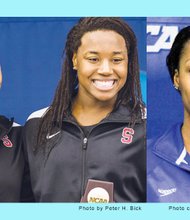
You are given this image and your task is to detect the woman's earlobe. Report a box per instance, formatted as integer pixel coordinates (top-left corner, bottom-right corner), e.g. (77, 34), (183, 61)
(72, 54), (78, 70)
(173, 69), (180, 90)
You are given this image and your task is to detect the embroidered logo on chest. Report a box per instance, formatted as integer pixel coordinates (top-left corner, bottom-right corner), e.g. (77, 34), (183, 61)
(1, 135), (13, 148)
(158, 188), (177, 197)
(121, 127), (134, 144)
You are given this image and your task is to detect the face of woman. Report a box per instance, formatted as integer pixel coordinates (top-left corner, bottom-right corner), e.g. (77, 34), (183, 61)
(174, 41), (190, 116)
(72, 30), (128, 104)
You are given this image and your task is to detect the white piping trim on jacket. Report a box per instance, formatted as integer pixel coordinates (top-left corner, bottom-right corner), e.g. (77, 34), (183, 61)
(13, 122), (20, 127)
(175, 147), (188, 165)
(27, 107), (49, 121)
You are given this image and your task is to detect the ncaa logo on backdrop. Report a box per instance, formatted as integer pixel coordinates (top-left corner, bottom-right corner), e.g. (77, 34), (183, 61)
(1, 135), (13, 148)
(121, 127), (134, 144)
(147, 25), (179, 53)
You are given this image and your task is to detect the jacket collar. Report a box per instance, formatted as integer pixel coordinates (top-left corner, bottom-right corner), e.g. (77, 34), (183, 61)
(0, 115), (13, 139)
(64, 104), (143, 124)
(153, 123), (190, 171)
(104, 104), (134, 122)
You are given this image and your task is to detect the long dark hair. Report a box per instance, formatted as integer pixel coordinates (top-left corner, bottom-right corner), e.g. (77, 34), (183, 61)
(37, 17), (145, 148)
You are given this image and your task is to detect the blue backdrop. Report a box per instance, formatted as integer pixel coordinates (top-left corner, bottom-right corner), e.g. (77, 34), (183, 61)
(0, 17), (146, 125)
(147, 17), (190, 139)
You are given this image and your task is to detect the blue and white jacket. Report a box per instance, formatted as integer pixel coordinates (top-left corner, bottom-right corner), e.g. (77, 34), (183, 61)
(147, 123), (190, 202)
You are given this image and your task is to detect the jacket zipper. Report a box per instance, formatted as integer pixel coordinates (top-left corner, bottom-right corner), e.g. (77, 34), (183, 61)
(62, 118), (143, 199)
(81, 137), (88, 197)
(62, 119), (89, 198)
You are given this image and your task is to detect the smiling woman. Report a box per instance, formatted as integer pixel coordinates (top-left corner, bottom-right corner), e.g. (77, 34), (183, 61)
(23, 17), (146, 202)
(72, 30), (128, 125)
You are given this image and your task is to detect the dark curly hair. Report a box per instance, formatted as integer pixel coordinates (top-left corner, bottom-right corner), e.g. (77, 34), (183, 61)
(37, 17), (145, 148)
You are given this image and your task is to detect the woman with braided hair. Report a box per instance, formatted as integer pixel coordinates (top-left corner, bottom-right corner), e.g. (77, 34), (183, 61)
(23, 17), (146, 202)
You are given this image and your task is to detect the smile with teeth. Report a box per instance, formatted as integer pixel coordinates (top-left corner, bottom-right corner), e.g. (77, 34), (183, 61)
(92, 79), (117, 90)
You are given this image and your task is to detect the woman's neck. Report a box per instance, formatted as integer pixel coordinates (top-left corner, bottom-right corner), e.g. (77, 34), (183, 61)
(72, 95), (116, 126)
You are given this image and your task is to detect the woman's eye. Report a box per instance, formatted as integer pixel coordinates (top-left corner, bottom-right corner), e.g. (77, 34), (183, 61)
(185, 67), (190, 73)
(113, 58), (123, 63)
(88, 57), (99, 63)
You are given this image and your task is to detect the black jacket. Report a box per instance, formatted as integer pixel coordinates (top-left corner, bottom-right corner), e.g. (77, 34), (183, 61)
(0, 115), (34, 202)
(0, 116), (24, 202)
(23, 105), (146, 202)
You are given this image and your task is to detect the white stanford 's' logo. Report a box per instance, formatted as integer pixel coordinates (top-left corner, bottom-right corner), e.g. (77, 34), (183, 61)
(121, 127), (134, 144)
(158, 188), (177, 197)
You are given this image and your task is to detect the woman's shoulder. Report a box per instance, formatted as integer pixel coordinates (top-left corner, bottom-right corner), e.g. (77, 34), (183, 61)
(26, 107), (49, 122)
(148, 123), (182, 150)
(147, 123), (183, 172)
(24, 107), (50, 136)
(0, 115), (21, 136)
(108, 104), (146, 123)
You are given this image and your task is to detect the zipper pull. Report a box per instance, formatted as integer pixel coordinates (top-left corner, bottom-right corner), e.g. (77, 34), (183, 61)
(83, 137), (88, 150)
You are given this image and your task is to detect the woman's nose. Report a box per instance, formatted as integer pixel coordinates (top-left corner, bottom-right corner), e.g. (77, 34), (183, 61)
(97, 60), (113, 74)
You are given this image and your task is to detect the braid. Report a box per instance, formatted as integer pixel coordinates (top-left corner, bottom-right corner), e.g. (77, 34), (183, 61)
(37, 17), (145, 150)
